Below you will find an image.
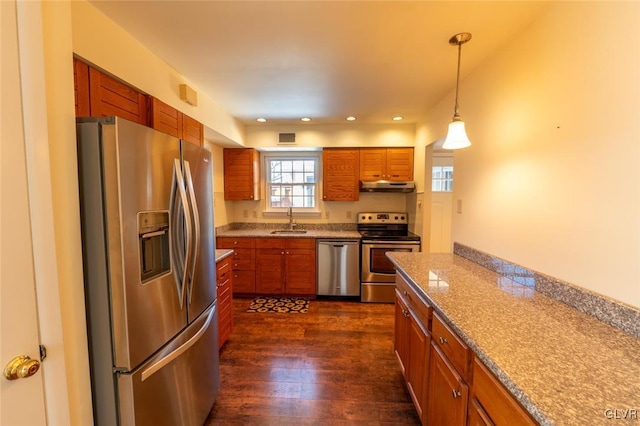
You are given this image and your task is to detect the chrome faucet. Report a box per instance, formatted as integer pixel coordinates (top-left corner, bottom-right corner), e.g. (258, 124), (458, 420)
(287, 207), (296, 230)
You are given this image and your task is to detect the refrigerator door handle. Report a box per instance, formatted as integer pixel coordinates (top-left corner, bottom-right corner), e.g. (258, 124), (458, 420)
(183, 160), (200, 306)
(140, 303), (215, 382)
(169, 158), (192, 309)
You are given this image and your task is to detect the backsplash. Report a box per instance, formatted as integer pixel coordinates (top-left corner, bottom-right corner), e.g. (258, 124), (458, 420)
(453, 242), (640, 338)
(216, 222), (357, 233)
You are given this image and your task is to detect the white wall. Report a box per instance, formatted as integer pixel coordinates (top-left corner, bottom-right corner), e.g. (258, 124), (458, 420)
(424, 2), (640, 307)
(245, 123), (415, 148)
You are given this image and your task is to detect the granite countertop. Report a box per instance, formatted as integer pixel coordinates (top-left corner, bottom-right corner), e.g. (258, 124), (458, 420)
(216, 228), (362, 239)
(387, 252), (640, 426)
(214, 249), (234, 263)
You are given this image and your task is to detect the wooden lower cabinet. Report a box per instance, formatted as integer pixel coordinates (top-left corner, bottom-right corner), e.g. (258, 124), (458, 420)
(216, 237), (256, 294)
(427, 342), (469, 426)
(395, 278), (431, 422)
(256, 238), (316, 296)
(468, 398), (495, 426)
(395, 274), (537, 426)
(216, 255), (233, 349)
(469, 358), (537, 426)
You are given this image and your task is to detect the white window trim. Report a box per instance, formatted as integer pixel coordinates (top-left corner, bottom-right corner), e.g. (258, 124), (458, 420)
(262, 151), (322, 216)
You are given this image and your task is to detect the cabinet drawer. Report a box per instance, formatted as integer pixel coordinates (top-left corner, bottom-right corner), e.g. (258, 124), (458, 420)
(217, 237), (255, 249)
(471, 358), (537, 426)
(396, 273), (431, 327)
(216, 258), (231, 279)
(432, 313), (470, 380)
(256, 238), (286, 249)
(286, 238), (315, 249)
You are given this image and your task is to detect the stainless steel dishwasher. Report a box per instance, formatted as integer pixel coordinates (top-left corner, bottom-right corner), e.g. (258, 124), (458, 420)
(317, 239), (360, 297)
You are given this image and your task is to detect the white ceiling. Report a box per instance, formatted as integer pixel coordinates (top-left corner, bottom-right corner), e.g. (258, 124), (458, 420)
(90, 1), (548, 125)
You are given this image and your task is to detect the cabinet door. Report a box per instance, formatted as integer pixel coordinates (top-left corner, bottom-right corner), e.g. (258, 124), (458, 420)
(359, 148), (387, 181)
(427, 343), (469, 426)
(386, 148), (414, 181)
(468, 398), (495, 426)
(149, 97), (182, 138)
(470, 358), (537, 426)
(88, 67), (148, 125)
(256, 249), (285, 294)
(223, 148), (260, 200)
(407, 314), (430, 420)
(394, 293), (410, 377)
(285, 248), (316, 295)
(182, 113), (203, 146)
(73, 58), (90, 117)
(322, 149), (360, 201)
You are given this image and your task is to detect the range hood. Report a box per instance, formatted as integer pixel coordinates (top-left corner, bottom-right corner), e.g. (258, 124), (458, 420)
(359, 180), (415, 193)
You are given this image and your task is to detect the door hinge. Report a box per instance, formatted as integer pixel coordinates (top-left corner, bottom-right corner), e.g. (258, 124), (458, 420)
(39, 345), (47, 361)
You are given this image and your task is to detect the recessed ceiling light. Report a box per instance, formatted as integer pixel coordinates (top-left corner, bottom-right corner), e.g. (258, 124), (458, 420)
(301, 117), (311, 122)
(256, 118), (267, 123)
(392, 116), (404, 121)
(346, 116), (356, 121)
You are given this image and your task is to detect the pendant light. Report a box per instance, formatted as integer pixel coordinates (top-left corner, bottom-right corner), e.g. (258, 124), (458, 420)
(443, 32), (472, 150)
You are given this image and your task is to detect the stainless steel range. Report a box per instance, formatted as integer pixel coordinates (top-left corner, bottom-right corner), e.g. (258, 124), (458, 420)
(358, 212), (421, 303)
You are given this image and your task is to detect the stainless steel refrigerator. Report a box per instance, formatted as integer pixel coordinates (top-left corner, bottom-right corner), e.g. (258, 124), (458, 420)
(76, 117), (219, 426)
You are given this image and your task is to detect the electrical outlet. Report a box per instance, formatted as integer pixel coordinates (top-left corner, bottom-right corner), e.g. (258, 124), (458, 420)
(243, 210), (248, 218)
(252, 211), (257, 218)
(346, 211), (352, 219)
(457, 200), (463, 214)
(325, 211), (330, 219)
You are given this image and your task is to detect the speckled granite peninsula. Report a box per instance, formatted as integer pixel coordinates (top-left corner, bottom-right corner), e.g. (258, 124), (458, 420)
(387, 250), (640, 426)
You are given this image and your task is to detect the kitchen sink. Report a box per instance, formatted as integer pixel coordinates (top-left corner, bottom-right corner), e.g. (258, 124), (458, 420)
(270, 230), (307, 234)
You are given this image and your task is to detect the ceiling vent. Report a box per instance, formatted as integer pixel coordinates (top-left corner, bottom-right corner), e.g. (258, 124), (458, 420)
(278, 133), (296, 144)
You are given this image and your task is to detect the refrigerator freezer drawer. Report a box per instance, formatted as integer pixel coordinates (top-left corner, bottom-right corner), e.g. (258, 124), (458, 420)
(116, 303), (220, 426)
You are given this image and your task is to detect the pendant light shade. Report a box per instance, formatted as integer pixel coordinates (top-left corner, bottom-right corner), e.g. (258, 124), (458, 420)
(444, 117), (471, 149)
(443, 32), (472, 150)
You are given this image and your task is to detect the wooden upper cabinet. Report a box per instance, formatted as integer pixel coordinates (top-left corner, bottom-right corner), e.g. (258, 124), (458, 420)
(386, 148), (414, 181)
(322, 148), (360, 201)
(88, 67), (148, 125)
(181, 113), (203, 146)
(223, 148), (260, 201)
(149, 97), (182, 138)
(360, 147), (414, 181)
(359, 148), (387, 181)
(148, 97), (204, 146)
(73, 58), (90, 117)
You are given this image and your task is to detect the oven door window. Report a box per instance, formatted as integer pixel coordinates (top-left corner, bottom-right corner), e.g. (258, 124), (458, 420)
(369, 247), (413, 274)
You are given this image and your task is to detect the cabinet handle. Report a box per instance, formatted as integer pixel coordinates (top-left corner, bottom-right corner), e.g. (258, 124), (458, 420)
(403, 290), (408, 296)
(286, 251), (290, 255)
(452, 389), (462, 399)
(402, 310), (409, 318)
(281, 251), (285, 255)
(439, 336), (448, 345)
(233, 241), (238, 245)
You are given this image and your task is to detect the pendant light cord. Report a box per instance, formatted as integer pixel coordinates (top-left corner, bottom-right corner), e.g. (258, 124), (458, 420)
(453, 41), (462, 118)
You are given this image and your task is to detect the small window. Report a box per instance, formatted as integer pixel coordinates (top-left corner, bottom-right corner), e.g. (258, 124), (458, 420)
(432, 166), (453, 192)
(265, 154), (319, 210)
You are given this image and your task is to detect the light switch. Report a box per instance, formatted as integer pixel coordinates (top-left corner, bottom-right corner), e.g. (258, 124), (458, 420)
(457, 199), (463, 214)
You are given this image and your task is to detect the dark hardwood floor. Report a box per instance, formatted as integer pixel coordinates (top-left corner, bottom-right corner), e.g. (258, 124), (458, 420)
(205, 297), (421, 425)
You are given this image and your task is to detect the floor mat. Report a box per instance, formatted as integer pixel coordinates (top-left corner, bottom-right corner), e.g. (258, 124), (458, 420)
(247, 297), (309, 313)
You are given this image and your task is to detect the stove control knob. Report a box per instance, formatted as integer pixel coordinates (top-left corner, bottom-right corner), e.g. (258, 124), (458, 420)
(401, 216), (405, 220)
(368, 216), (372, 220)
(361, 215), (365, 220)
(394, 216), (399, 220)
